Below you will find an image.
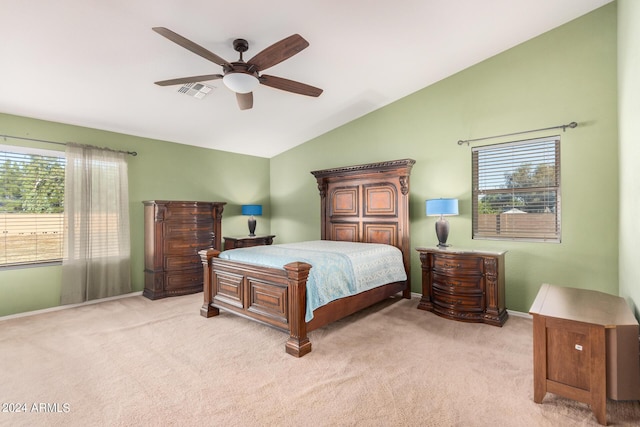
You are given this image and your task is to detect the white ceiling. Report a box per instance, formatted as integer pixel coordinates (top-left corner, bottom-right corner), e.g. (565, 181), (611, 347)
(0, 0), (612, 158)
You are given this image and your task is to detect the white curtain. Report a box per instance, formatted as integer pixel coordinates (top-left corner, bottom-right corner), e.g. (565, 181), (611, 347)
(61, 143), (131, 304)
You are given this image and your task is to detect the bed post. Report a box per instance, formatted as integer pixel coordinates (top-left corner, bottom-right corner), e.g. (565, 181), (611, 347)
(400, 173), (412, 300)
(317, 179), (328, 240)
(284, 261), (313, 357)
(199, 248), (220, 318)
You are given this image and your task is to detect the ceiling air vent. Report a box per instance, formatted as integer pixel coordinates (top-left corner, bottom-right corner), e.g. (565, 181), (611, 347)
(178, 82), (214, 99)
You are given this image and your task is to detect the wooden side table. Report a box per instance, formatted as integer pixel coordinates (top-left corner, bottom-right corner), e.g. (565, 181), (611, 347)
(416, 247), (507, 326)
(223, 235), (275, 250)
(529, 283), (640, 426)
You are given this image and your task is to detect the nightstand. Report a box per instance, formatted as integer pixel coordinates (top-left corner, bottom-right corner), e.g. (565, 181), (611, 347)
(416, 246), (507, 326)
(223, 235), (276, 250)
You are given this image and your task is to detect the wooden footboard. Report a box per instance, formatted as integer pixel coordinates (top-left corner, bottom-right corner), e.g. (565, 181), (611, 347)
(199, 248), (408, 357)
(199, 248), (313, 357)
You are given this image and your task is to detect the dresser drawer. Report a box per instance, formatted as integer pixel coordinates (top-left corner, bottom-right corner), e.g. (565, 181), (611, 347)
(433, 289), (484, 313)
(164, 254), (202, 271)
(164, 236), (214, 254)
(432, 254), (483, 275)
(164, 222), (214, 237)
(432, 272), (482, 294)
(165, 269), (202, 290)
(163, 203), (216, 222)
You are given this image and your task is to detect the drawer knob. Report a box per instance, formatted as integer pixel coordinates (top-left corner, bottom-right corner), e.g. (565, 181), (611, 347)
(444, 263), (461, 269)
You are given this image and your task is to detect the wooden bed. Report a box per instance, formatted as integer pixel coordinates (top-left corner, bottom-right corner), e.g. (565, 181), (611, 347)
(199, 159), (415, 357)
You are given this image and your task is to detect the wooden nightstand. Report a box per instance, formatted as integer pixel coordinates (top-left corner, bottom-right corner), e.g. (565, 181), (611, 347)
(223, 235), (276, 250)
(416, 246), (507, 326)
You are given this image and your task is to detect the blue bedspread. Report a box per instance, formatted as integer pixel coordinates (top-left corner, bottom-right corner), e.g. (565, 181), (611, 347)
(218, 240), (407, 321)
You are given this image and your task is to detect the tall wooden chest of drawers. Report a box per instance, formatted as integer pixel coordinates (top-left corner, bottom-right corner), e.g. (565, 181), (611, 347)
(143, 201), (225, 299)
(416, 247), (507, 326)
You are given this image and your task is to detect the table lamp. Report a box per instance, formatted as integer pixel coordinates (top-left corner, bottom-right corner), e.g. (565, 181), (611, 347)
(241, 204), (262, 237)
(426, 198), (459, 247)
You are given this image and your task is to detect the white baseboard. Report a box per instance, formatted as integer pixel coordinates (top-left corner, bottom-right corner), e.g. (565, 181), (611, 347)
(0, 291), (144, 322)
(508, 310), (532, 319)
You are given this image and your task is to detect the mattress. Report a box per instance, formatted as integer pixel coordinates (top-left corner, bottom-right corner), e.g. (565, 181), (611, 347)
(219, 240), (407, 321)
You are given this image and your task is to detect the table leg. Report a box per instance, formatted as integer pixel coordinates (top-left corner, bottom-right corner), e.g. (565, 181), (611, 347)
(532, 315), (547, 403)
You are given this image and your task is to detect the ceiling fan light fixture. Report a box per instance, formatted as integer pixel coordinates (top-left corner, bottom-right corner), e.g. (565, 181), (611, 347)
(223, 72), (259, 94)
(153, 29), (322, 110)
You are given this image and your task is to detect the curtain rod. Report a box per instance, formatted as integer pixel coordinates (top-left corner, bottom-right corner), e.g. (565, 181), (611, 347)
(1, 134), (138, 156)
(457, 122), (577, 146)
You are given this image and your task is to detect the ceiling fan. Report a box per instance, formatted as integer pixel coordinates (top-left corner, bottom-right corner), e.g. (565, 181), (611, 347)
(152, 27), (323, 110)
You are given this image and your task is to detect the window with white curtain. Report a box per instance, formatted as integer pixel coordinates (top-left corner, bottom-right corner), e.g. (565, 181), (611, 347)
(61, 143), (131, 304)
(472, 136), (561, 242)
(0, 145), (65, 267)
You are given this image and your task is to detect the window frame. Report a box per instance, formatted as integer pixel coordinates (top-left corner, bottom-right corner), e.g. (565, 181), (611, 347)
(471, 136), (561, 243)
(0, 144), (65, 268)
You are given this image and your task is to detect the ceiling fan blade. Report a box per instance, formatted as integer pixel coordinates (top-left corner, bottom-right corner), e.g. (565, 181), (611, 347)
(259, 75), (323, 97)
(152, 27), (231, 68)
(236, 92), (253, 110)
(154, 74), (223, 86)
(247, 34), (309, 72)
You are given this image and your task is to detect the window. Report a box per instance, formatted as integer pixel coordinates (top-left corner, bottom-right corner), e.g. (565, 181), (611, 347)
(61, 144), (131, 304)
(0, 145), (65, 266)
(472, 136), (561, 242)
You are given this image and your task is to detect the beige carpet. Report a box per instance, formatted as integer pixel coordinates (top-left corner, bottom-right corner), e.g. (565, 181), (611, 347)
(1, 293), (639, 427)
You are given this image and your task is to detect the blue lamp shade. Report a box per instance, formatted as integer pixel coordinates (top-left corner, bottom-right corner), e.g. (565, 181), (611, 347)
(241, 204), (262, 237)
(426, 198), (459, 217)
(241, 204), (262, 216)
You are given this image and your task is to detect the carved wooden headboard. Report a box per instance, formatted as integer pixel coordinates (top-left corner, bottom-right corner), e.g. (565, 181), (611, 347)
(311, 159), (415, 277)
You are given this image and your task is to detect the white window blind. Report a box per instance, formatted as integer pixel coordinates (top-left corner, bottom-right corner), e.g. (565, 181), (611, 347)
(472, 137), (561, 242)
(0, 145), (65, 266)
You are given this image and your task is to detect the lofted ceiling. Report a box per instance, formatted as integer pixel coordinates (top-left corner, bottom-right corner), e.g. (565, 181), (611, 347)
(0, 0), (612, 158)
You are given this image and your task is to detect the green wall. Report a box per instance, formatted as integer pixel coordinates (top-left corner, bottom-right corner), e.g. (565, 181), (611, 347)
(618, 0), (640, 317)
(1, 3), (626, 318)
(271, 4), (619, 313)
(0, 113), (270, 317)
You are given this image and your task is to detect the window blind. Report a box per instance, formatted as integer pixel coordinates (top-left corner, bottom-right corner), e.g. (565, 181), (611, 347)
(472, 137), (561, 242)
(0, 146), (65, 266)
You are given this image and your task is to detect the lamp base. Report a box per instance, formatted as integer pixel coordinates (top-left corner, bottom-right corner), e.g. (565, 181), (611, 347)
(248, 216), (256, 237)
(435, 217), (450, 247)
